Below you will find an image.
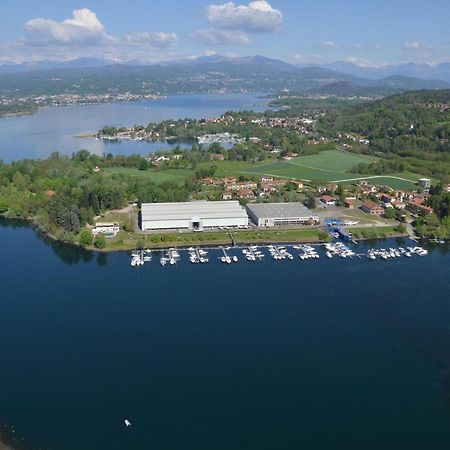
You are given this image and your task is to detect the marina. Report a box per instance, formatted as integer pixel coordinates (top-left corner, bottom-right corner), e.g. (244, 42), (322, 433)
(242, 246), (265, 261)
(160, 248), (181, 266)
(219, 247), (238, 264)
(131, 241), (431, 267)
(188, 247), (209, 264)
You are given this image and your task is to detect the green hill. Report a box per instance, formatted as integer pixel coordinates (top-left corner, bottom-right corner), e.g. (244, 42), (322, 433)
(318, 90), (450, 180)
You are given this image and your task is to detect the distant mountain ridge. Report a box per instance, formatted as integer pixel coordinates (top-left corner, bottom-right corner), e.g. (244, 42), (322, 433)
(298, 61), (450, 83)
(1, 55), (449, 98)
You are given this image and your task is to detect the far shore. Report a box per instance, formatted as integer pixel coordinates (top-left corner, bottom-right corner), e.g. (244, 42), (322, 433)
(75, 132), (186, 142)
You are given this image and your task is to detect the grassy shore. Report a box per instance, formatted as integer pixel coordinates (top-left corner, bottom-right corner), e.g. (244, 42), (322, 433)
(92, 225), (407, 252)
(96, 228), (328, 251)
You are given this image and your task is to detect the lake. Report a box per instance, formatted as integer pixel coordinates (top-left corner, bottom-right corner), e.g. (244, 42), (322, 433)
(0, 93), (267, 162)
(1, 218), (450, 450)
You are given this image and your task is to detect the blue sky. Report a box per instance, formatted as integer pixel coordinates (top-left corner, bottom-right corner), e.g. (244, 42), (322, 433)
(1, 0), (449, 65)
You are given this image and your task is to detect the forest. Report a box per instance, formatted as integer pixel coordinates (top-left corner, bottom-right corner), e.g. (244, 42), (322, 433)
(0, 151), (191, 245)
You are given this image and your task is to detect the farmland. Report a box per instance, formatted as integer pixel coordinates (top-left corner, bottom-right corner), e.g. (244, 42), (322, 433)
(103, 150), (427, 190)
(241, 150), (376, 182)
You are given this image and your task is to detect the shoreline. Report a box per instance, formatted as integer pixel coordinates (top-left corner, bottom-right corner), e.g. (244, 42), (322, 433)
(0, 425), (33, 450)
(0, 214), (409, 253)
(0, 91), (259, 122)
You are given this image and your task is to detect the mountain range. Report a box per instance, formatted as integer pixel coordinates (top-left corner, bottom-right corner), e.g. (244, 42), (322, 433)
(1, 55), (449, 98)
(297, 61), (450, 83)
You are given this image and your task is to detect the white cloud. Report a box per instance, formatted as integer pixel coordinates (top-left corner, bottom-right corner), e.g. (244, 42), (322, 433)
(24, 8), (114, 46)
(205, 1), (283, 33)
(191, 28), (250, 45)
(291, 53), (323, 64)
(344, 56), (371, 67)
(320, 41), (336, 49)
(401, 41), (428, 51)
(0, 9), (180, 63)
(344, 56), (388, 68)
(320, 41), (381, 51)
(125, 32), (178, 48)
(184, 49), (219, 60)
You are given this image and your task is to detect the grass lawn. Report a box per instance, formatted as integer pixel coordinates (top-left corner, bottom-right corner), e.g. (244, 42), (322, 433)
(101, 228), (331, 251)
(349, 226), (405, 239)
(233, 228), (327, 244)
(97, 209), (137, 227)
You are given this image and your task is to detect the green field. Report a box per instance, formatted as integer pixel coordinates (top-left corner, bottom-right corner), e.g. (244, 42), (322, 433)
(240, 150), (377, 182)
(102, 152), (427, 190)
(224, 151), (426, 189)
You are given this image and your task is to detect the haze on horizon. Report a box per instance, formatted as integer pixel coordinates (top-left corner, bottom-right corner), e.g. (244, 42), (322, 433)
(1, 0), (449, 68)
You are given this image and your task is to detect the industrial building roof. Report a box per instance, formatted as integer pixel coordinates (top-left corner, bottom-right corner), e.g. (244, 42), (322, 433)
(246, 202), (316, 219)
(141, 201), (248, 221)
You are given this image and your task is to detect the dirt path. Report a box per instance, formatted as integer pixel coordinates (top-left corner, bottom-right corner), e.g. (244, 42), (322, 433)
(331, 175), (414, 184)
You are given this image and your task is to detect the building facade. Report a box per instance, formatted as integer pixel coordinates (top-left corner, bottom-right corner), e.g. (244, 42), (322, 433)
(246, 203), (318, 227)
(418, 178), (431, 189)
(361, 200), (384, 216)
(141, 201), (248, 231)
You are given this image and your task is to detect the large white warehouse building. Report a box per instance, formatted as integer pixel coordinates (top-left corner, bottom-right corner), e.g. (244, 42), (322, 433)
(246, 203), (318, 227)
(141, 201), (249, 231)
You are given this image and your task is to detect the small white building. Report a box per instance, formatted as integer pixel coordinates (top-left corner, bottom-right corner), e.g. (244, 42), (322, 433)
(418, 178), (431, 189)
(92, 223), (120, 236)
(141, 201), (248, 231)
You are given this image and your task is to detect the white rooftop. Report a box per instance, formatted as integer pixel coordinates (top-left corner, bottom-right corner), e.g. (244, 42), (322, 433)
(141, 201), (248, 221)
(246, 202), (316, 218)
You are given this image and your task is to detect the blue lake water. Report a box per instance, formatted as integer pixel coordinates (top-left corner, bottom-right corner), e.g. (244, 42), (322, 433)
(0, 93), (267, 162)
(1, 218), (450, 450)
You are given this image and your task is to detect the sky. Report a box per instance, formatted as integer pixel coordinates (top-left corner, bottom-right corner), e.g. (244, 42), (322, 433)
(1, 0), (449, 66)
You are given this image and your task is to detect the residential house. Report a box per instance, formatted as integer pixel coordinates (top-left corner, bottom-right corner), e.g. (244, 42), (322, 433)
(344, 200), (355, 209)
(361, 200), (384, 216)
(359, 184), (378, 196)
(238, 189), (256, 201)
(320, 195), (336, 206)
(227, 181), (258, 192)
(408, 197), (434, 216)
(392, 200), (406, 209)
(379, 193), (393, 205)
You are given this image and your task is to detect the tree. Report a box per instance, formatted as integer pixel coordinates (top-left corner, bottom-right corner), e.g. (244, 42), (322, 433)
(335, 185), (346, 206)
(94, 234), (106, 249)
(395, 224), (407, 234)
(383, 208), (396, 220)
(79, 228), (93, 247)
(304, 195), (316, 209)
(138, 159), (149, 171)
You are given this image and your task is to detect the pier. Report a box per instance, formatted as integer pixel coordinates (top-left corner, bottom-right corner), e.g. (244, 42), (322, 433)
(242, 246), (265, 261)
(131, 242), (431, 267)
(219, 246), (237, 264)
